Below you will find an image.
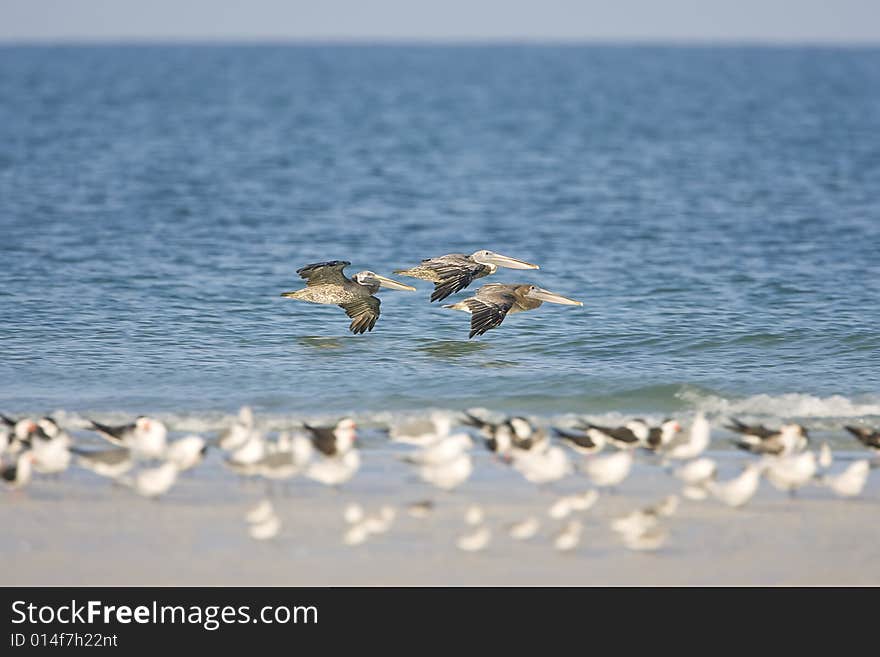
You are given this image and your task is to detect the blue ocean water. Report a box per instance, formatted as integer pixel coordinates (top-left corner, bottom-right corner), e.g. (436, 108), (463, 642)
(2, 44), (879, 421)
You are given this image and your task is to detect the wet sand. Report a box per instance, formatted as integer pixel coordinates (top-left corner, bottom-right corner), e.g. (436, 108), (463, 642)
(2, 450), (878, 586)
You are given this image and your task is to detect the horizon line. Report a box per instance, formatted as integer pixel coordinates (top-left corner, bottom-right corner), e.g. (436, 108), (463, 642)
(1, 35), (879, 49)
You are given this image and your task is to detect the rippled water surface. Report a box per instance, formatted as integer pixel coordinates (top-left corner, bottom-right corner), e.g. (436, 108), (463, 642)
(2, 44), (879, 419)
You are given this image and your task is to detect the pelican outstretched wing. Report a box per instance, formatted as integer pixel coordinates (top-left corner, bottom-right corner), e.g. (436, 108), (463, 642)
(339, 296), (381, 334)
(427, 257), (491, 302)
(464, 298), (514, 338)
(297, 261), (351, 286)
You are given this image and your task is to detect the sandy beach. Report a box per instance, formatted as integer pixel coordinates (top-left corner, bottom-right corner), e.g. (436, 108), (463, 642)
(2, 448), (877, 586)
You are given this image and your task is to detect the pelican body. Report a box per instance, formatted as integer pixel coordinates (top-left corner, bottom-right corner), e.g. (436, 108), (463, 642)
(395, 250), (539, 302)
(280, 261), (415, 334)
(444, 283), (582, 338)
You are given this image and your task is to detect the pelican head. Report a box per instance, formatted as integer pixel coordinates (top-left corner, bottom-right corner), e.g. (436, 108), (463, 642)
(521, 285), (583, 306)
(353, 271), (416, 292)
(470, 250), (540, 272)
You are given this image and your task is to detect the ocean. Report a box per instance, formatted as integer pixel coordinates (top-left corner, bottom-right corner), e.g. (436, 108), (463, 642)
(2, 44), (879, 428)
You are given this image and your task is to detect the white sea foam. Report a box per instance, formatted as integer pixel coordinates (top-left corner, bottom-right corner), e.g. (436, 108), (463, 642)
(678, 390), (880, 419)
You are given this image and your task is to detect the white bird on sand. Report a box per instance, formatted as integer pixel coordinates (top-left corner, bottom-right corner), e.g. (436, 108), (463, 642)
(622, 525), (668, 552)
(343, 522), (370, 546)
(388, 412), (453, 446)
(674, 457), (717, 500)
(674, 457), (717, 485)
(219, 406), (256, 451)
(246, 499), (275, 524)
(403, 433), (473, 466)
(226, 432), (267, 472)
(464, 505), (484, 526)
(611, 509), (659, 537)
(582, 450), (634, 489)
(165, 435), (208, 472)
(121, 461), (180, 498)
(343, 503), (365, 524)
(763, 451), (817, 496)
(72, 447), (133, 479)
(554, 520), (583, 552)
(650, 494), (679, 517)
(512, 444), (572, 485)
(611, 496), (677, 537)
(417, 451), (473, 491)
(508, 516), (541, 540)
(708, 463), (762, 508)
(31, 434), (72, 475)
(549, 489), (599, 519)
(549, 496), (573, 519)
(820, 459), (870, 498)
(664, 412), (711, 460)
(305, 449), (361, 487)
(361, 506), (397, 535)
(456, 525), (491, 552)
(88, 416), (168, 459)
(249, 513), (281, 541)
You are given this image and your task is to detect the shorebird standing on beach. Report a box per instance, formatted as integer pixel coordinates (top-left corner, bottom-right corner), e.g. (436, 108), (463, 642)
(576, 419), (649, 450)
(280, 261), (415, 334)
(582, 450), (635, 490)
(819, 459), (871, 498)
(72, 446), (134, 479)
(87, 416), (168, 459)
(302, 418), (361, 487)
(726, 419), (808, 456)
(663, 413), (712, 461)
(708, 463), (763, 508)
(1, 450), (35, 490)
(845, 426), (880, 453)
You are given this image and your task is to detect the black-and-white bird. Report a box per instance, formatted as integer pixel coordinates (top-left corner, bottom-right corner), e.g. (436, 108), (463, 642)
(303, 418), (357, 457)
(72, 446), (134, 479)
(1, 450), (35, 489)
(463, 413), (547, 455)
(87, 416), (168, 459)
(845, 426), (880, 452)
(577, 419), (649, 450)
(553, 426), (606, 455)
(726, 419), (808, 456)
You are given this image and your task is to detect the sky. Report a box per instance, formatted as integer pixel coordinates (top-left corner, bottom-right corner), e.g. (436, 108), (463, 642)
(1, 0), (879, 44)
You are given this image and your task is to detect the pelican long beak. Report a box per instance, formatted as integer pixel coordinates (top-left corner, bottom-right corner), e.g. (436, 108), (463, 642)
(481, 252), (540, 270)
(373, 274), (416, 291)
(527, 287), (583, 306)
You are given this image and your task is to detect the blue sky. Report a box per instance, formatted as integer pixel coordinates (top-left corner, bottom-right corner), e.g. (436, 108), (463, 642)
(1, 0), (879, 43)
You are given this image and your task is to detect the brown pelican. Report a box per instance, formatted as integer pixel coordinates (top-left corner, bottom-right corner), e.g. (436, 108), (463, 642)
(443, 283), (582, 338)
(394, 251), (539, 302)
(280, 261), (415, 334)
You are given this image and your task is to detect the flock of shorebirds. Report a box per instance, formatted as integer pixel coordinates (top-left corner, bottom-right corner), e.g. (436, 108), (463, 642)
(280, 250), (582, 338)
(2, 408), (878, 554)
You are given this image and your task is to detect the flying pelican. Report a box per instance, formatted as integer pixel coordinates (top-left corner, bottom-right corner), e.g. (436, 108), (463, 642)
(394, 250), (539, 302)
(444, 283), (582, 338)
(280, 261), (415, 334)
